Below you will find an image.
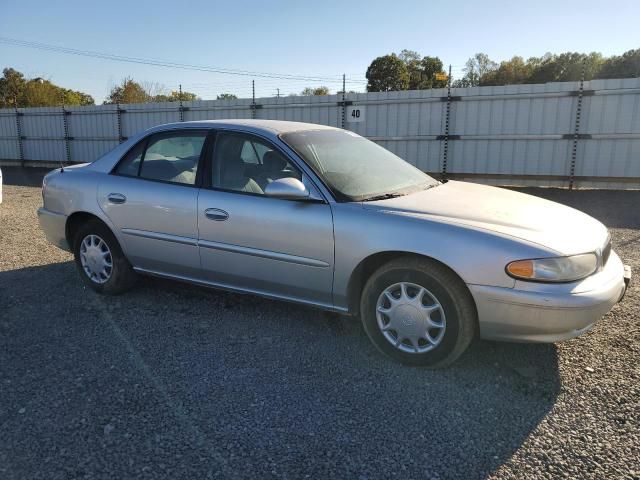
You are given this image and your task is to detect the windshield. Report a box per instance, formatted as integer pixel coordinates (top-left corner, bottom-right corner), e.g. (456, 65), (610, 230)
(280, 129), (438, 201)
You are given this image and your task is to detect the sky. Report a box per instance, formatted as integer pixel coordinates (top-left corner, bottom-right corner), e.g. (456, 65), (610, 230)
(1, 0), (639, 103)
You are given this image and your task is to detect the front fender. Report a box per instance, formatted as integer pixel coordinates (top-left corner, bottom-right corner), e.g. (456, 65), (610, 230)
(331, 203), (555, 311)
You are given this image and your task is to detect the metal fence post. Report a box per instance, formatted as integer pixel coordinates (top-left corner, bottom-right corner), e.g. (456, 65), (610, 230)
(341, 74), (346, 129)
(179, 84), (184, 122)
(116, 103), (125, 143)
(441, 64), (453, 180)
(569, 61), (586, 190)
(62, 107), (72, 164)
(251, 80), (256, 119)
(14, 104), (24, 167)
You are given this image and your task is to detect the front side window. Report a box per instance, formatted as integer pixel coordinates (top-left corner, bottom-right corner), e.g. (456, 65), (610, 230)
(280, 129), (438, 201)
(212, 133), (301, 195)
(114, 131), (206, 186)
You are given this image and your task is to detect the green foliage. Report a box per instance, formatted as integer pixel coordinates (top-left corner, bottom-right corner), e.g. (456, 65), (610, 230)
(105, 78), (199, 104)
(366, 54), (409, 92)
(0, 68), (25, 107)
(0, 67), (94, 108)
(398, 49), (423, 89)
(479, 56), (534, 86)
(105, 77), (149, 104)
(216, 93), (238, 100)
(368, 51), (447, 91)
(598, 49), (640, 78)
(301, 86), (330, 96)
(154, 90), (199, 102)
(477, 52), (606, 86)
(368, 48), (640, 91)
(455, 53), (498, 87)
(524, 52), (604, 84)
(419, 56), (448, 89)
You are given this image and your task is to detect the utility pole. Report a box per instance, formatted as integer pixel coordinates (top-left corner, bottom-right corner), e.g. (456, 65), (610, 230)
(276, 88), (280, 98)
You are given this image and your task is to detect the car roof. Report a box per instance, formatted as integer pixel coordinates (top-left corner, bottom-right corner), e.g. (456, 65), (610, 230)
(148, 119), (339, 136)
(87, 119), (341, 174)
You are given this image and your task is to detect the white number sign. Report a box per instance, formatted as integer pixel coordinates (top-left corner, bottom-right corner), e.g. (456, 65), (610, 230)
(346, 105), (365, 123)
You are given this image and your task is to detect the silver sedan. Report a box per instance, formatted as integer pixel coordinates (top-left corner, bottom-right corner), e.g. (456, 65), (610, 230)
(38, 120), (631, 367)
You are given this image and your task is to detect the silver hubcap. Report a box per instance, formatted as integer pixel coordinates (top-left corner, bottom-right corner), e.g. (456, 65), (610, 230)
(376, 282), (446, 354)
(79, 234), (113, 284)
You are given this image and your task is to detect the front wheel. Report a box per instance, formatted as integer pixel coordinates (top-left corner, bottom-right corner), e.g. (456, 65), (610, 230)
(360, 257), (477, 367)
(73, 219), (137, 294)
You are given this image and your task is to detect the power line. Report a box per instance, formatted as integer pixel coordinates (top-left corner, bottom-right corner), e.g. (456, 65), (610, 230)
(0, 36), (365, 84)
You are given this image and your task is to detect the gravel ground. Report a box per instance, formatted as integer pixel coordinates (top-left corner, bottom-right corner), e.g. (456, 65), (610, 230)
(0, 175), (638, 479)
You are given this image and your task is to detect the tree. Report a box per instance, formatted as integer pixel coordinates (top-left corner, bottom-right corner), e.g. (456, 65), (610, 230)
(105, 77), (149, 104)
(20, 80), (94, 107)
(62, 88), (94, 106)
(0, 68), (94, 107)
(598, 48), (640, 78)
(217, 93), (238, 100)
(154, 90), (199, 102)
(419, 56), (448, 89)
(526, 52), (603, 83)
(458, 53), (498, 87)
(366, 54), (409, 92)
(480, 56), (535, 86)
(398, 49), (423, 89)
(0, 68), (26, 107)
(300, 86), (330, 96)
(104, 78), (197, 104)
(370, 51), (446, 91)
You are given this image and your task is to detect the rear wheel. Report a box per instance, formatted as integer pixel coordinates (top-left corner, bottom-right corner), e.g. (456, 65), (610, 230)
(360, 257), (477, 367)
(73, 220), (136, 294)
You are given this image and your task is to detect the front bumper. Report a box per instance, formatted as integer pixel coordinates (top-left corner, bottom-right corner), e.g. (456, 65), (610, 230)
(470, 250), (630, 343)
(37, 207), (70, 251)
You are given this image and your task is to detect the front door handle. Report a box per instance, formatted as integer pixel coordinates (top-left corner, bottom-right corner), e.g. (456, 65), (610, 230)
(205, 208), (229, 221)
(107, 193), (126, 204)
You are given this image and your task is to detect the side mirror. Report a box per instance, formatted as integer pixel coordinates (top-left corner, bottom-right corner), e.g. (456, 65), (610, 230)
(264, 177), (310, 200)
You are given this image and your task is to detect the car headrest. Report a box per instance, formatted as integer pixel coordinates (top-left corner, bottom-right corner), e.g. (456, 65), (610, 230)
(263, 150), (288, 172)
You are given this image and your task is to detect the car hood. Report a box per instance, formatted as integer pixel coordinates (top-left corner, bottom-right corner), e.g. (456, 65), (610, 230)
(362, 181), (608, 255)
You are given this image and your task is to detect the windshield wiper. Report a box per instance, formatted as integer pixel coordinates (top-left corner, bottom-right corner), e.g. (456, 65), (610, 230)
(361, 192), (406, 202)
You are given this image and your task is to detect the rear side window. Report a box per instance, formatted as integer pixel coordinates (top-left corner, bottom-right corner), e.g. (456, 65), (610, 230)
(140, 135), (205, 185)
(113, 131), (207, 186)
(115, 142), (144, 177)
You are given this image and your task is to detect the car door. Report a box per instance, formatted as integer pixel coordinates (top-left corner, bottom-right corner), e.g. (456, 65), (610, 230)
(197, 131), (335, 307)
(97, 129), (209, 278)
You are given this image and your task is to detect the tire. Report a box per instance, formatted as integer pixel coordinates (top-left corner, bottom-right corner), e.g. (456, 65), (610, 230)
(360, 256), (477, 368)
(72, 219), (137, 294)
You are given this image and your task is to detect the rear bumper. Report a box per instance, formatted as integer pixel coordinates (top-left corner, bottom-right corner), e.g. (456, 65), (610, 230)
(37, 207), (70, 251)
(470, 250), (629, 343)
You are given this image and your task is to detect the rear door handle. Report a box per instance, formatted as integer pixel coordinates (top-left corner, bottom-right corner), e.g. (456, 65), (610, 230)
(205, 208), (229, 221)
(107, 193), (126, 204)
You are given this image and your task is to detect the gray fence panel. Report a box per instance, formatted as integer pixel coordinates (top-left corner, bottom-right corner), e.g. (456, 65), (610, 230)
(258, 95), (341, 126)
(22, 138), (66, 161)
(1, 78), (639, 188)
(20, 108), (65, 137)
(0, 139), (18, 159)
(0, 113), (18, 159)
(72, 139), (120, 163)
